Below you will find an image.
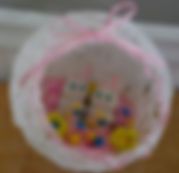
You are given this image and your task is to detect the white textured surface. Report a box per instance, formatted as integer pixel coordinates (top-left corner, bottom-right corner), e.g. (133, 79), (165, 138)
(10, 12), (173, 172)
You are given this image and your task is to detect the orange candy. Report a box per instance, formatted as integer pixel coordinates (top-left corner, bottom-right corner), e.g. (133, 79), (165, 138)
(84, 131), (96, 143)
(66, 132), (82, 145)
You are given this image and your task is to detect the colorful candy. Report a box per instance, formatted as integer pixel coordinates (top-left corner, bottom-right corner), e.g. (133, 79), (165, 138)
(109, 127), (138, 152)
(43, 92), (59, 111)
(71, 102), (83, 110)
(92, 110), (111, 129)
(84, 131), (96, 143)
(43, 77), (139, 153)
(68, 133), (82, 145)
(42, 77), (65, 112)
(114, 96), (135, 126)
(97, 119), (108, 127)
(87, 81), (97, 96)
(93, 136), (105, 148)
(120, 106), (132, 117)
(43, 77), (65, 93)
(48, 112), (67, 137)
(76, 120), (86, 130)
(71, 102), (86, 118)
(86, 117), (97, 129)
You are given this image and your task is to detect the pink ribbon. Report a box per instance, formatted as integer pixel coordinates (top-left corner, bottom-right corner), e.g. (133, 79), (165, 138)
(20, 0), (137, 86)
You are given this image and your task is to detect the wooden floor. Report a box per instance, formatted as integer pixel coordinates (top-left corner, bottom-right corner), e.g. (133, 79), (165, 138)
(0, 83), (179, 173)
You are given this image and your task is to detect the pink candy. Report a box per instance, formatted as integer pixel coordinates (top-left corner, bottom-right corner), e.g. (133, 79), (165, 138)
(116, 115), (127, 125)
(43, 77), (65, 93)
(43, 92), (59, 111)
(42, 77), (65, 112)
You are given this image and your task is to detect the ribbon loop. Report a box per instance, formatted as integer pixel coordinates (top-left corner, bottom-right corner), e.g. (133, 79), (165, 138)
(104, 0), (137, 31)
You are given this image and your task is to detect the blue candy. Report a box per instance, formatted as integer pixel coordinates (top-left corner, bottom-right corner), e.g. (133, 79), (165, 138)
(94, 137), (105, 147)
(120, 107), (131, 117)
(76, 120), (86, 130)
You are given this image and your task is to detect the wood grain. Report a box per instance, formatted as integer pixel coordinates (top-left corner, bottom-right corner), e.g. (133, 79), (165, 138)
(0, 83), (179, 173)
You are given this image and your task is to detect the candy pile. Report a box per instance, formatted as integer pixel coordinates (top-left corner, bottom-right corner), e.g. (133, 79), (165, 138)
(41, 77), (139, 153)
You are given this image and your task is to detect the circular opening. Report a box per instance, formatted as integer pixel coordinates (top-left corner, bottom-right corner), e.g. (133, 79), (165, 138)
(40, 42), (162, 155)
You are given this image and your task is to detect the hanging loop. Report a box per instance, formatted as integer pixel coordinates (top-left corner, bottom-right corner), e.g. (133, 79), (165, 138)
(103, 0), (137, 32)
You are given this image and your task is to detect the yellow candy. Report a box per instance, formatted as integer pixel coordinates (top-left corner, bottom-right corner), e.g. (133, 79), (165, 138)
(68, 133), (81, 145)
(48, 112), (67, 137)
(71, 102), (83, 110)
(109, 127), (138, 152)
(95, 110), (106, 118)
(87, 81), (97, 95)
(94, 109), (112, 125)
